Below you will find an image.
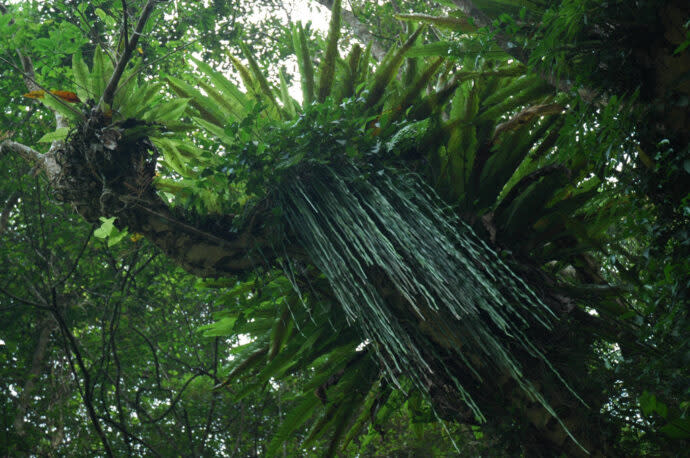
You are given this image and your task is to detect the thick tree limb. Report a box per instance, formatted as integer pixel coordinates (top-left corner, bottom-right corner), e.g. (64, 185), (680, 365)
(0, 140), (61, 177)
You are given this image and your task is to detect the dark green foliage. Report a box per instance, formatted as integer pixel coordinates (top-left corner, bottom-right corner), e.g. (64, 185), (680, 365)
(2, 0), (688, 456)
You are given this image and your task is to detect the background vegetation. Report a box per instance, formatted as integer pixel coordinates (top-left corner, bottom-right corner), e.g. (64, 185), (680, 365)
(1, 0), (688, 456)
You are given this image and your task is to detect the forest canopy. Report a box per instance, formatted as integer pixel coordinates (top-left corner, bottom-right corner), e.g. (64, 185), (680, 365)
(1, 0), (688, 456)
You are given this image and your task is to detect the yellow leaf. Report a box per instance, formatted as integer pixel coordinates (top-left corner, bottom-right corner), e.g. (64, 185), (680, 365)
(23, 90), (46, 99)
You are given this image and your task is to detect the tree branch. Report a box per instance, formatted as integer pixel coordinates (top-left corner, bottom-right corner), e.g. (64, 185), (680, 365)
(49, 288), (114, 458)
(0, 140), (41, 163)
(102, 0), (158, 106)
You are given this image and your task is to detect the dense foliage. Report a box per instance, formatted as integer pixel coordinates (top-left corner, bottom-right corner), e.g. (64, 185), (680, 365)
(1, 0), (688, 456)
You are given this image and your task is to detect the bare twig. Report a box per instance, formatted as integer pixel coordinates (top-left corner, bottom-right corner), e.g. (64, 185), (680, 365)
(51, 229), (94, 288)
(0, 284), (50, 310)
(50, 288), (114, 457)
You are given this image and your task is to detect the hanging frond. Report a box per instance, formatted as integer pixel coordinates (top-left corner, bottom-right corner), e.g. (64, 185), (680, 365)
(277, 162), (585, 451)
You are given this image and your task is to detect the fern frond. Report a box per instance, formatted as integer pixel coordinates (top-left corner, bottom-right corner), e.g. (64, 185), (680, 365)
(317, 0), (342, 102)
(292, 23), (315, 106)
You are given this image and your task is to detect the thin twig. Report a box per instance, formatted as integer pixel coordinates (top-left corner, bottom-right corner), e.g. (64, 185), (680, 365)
(50, 288), (114, 457)
(121, 0), (129, 54)
(51, 228), (94, 289)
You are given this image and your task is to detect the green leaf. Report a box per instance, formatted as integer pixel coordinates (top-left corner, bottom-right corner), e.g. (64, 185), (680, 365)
(72, 51), (91, 101)
(191, 57), (248, 107)
(142, 98), (189, 122)
(196, 79), (243, 122)
(366, 27), (424, 109)
(192, 116), (233, 144)
(239, 43), (280, 112)
(40, 95), (81, 121)
(200, 316), (238, 337)
(268, 303), (292, 360)
(317, 0), (341, 102)
(407, 41), (454, 58)
(660, 417), (690, 439)
(151, 137), (191, 175)
(278, 68), (297, 119)
(639, 391), (656, 416)
(94, 216), (117, 239)
(107, 227), (129, 247)
(266, 393), (320, 456)
(93, 216), (128, 246)
(166, 76), (225, 126)
(37, 127), (69, 143)
(292, 23), (315, 106)
(92, 45), (107, 101)
(122, 83), (163, 119)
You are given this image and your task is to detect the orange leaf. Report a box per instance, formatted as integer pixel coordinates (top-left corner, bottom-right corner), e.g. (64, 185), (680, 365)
(23, 89), (81, 103)
(23, 90), (46, 99)
(50, 90), (81, 103)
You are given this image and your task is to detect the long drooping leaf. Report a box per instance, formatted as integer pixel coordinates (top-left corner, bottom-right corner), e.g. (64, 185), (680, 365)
(277, 163), (584, 451)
